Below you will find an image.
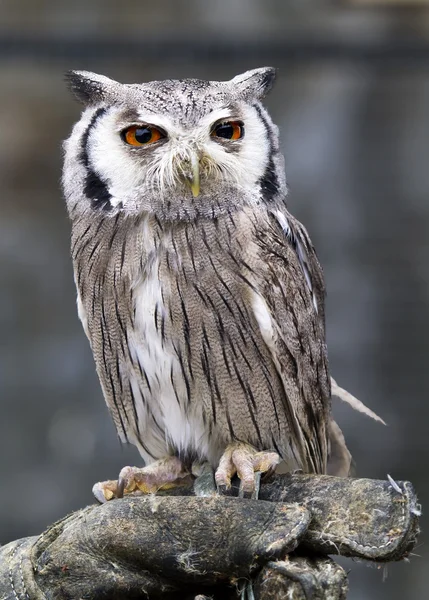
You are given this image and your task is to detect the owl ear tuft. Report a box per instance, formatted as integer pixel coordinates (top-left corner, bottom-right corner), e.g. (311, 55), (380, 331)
(230, 67), (277, 100)
(65, 70), (117, 105)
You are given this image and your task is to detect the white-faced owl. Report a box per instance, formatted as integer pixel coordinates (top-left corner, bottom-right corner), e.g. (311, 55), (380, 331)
(63, 68), (339, 500)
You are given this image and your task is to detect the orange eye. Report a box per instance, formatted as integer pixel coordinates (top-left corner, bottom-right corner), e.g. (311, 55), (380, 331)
(122, 125), (164, 146)
(211, 120), (244, 141)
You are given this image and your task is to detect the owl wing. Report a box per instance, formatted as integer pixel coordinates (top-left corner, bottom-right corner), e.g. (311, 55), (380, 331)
(253, 206), (330, 473)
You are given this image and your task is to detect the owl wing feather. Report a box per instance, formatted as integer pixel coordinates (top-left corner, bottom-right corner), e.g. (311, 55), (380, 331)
(252, 206), (330, 473)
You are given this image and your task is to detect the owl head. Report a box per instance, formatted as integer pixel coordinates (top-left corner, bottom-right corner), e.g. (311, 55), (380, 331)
(63, 68), (286, 221)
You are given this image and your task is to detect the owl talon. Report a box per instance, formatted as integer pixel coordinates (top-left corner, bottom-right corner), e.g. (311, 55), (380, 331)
(216, 483), (234, 497)
(92, 480), (119, 503)
(239, 471), (262, 500)
(115, 476), (125, 499)
(92, 456), (192, 502)
(215, 442), (280, 498)
(238, 485), (253, 500)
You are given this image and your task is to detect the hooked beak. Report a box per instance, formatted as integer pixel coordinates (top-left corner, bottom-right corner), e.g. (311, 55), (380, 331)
(189, 152), (200, 198)
(179, 150), (200, 197)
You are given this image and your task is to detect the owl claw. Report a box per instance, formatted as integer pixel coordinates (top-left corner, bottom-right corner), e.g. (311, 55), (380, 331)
(239, 472), (262, 500)
(92, 480), (118, 503)
(92, 456), (192, 502)
(115, 475), (126, 499)
(215, 442), (280, 499)
(216, 483), (228, 494)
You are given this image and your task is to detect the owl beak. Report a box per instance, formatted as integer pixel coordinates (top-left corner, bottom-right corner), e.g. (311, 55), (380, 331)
(179, 151), (200, 197)
(188, 151), (200, 197)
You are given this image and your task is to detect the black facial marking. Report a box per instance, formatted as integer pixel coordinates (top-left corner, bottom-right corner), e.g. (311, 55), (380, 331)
(253, 103), (280, 202)
(79, 107), (113, 211)
(84, 170), (113, 211)
(79, 107), (106, 166)
(259, 156), (279, 201)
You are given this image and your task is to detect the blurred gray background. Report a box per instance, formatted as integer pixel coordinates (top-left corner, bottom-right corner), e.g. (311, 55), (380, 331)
(0, 1), (427, 598)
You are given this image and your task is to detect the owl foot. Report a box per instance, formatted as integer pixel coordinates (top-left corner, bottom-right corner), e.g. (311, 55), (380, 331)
(92, 456), (192, 503)
(215, 442), (280, 499)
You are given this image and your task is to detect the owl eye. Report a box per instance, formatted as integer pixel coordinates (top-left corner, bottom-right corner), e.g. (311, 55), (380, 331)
(122, 125), (164, 146)
(211, 120), (244, 141)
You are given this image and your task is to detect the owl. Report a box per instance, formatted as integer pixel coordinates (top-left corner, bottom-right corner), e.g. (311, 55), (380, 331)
(63, 67), (340, 501)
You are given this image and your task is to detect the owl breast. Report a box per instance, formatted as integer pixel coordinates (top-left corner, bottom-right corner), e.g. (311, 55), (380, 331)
(118, 211), (303, 471)
(75, 208), (327, 474)
(128, 257), (222, 465)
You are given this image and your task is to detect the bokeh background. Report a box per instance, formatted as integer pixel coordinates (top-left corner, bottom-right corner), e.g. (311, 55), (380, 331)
(0, 1), (427, 597)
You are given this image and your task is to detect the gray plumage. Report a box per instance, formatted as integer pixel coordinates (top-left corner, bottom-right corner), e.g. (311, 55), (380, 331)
(63, 68), (331, 478)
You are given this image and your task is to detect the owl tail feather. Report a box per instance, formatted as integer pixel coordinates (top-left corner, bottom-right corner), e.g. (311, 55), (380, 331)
(331, 377), (386, 426)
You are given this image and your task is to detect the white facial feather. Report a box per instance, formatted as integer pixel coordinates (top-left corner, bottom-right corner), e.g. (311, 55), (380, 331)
(62, 108), (98, 208)
(90, 110), (148, 205)
(85, 102), (270, 211)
